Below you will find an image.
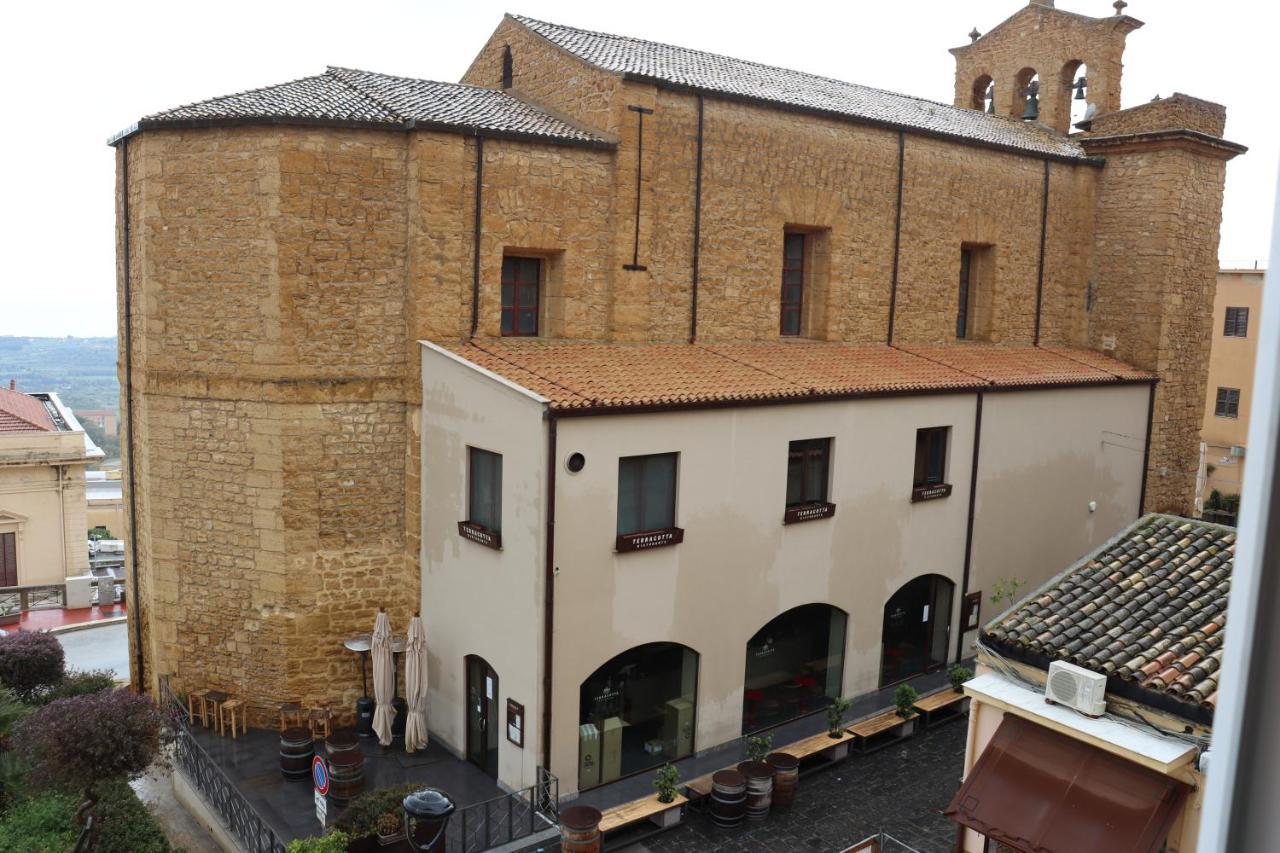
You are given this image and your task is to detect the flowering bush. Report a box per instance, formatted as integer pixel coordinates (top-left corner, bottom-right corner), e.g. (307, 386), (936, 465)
(0, 632), (65, 701)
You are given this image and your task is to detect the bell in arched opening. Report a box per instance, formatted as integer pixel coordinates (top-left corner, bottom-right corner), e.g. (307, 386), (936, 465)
(1021, 79), (1040, 121)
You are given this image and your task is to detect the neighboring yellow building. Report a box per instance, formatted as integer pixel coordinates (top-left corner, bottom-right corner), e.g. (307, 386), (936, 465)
(0, 383), (103, 588)
(1199, 268), (1265, 518)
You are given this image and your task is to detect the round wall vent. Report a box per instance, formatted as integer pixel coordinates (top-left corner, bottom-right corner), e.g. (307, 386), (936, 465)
(566, 452), (586, 473)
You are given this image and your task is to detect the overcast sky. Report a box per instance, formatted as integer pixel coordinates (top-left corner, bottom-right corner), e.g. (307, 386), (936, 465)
(1, 0), (1273, 337)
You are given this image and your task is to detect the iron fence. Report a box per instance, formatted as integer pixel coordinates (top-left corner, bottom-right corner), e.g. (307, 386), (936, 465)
(159, 677), (288, 853)
(445, 767), (559, 853)
(841, 832), (924, 853)
(0, 583), (66, 615)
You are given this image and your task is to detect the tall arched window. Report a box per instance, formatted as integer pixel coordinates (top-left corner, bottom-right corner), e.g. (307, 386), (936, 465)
(880, 575), (954, 686)
(971, 74), (994, 113)
(578, 643), (698, 789)
(1013, 67), (1041, 121)
(501, 45), (513, 90)
(742, 603), (848, 734)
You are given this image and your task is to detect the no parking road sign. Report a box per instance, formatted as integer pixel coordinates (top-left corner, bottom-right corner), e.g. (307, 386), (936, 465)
(313, 756), (329, 827)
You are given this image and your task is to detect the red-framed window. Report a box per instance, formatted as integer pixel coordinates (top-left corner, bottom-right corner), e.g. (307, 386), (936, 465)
(501, 256), (541, 336)
(780, 233), (805, 336)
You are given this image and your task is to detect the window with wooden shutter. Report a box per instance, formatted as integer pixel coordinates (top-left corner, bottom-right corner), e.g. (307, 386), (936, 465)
(0, 532), (16, 587)
(1224, 307), (1249, 337)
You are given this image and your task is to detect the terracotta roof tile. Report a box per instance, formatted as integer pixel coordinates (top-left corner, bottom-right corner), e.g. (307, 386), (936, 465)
(0, 388), (54, 433)
(434, 341), (1149, 413)
(986, 515), (1234, 716)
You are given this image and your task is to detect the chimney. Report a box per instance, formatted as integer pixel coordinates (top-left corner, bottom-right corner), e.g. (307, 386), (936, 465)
(7, 379), (14, 391)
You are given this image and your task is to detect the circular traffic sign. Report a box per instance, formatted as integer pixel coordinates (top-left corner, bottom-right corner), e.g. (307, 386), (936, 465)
(312, 755), (329, 796)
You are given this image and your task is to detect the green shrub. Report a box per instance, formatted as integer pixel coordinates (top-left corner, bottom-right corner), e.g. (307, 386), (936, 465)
(948, 665), (974, 691)
(0, 633), (65, 701)
(652, 763), (680, 804)
(745, 734), (772, 762)
(825, 696), (852, 737)
(93, 778), (173, 853)
(894, 684), (919, 719)
(34, 669), (117, 705)
(286, 830), (350, 852)
(334, 782), (420, 838)
(0, 790), (78, 853)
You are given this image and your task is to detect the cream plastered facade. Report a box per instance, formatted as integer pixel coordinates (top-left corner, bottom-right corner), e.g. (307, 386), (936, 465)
(421, 344), (1150, 794)
(0, 399), (101, 587)
(1200, 269), (1264, 500)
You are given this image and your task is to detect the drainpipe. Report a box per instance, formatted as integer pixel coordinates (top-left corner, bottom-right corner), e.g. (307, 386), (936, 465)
(470, 134), (485, 338)
(689, 95), (704, 343)
(622, 105), (653, 271)
(886, 131), (905, 345)
(1033, 160), (1050, 345)
(955, 391), (984, 663)
(121, 138), (146, 689)
(1138, 380), (1157, 515)
(541, 413), (557, 773)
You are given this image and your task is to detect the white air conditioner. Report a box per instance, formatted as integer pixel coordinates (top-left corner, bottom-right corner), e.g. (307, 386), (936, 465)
(1044, 660), (1107, 717)
(1231, 445), (1247, 458)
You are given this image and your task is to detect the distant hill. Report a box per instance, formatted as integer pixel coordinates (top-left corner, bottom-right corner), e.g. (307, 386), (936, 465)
(0, 336), (119, 412)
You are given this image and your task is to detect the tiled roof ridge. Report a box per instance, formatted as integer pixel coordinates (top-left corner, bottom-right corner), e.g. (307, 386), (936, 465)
(694, 343), (811, 393)
(1043, 345), (1134, 380)
(465, 339), (594, 406)
(139, 72), (389, 123)
(323, 67), (407, 123)
(0, 388), (55, 432)
(511, 13), (970, 114)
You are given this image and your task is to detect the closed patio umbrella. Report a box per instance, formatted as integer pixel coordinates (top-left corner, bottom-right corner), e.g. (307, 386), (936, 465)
(404, 613), (429, 753)
(372, 608), (396, 746)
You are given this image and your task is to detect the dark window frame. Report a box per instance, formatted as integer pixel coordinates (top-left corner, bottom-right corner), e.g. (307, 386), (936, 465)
(461, 447), (502, 549)
(957, 248), (973, 339)
(784, 438), (836, 523)
(1215, 387), (1241, 419)
(912, 427), (952, 502)
(1224, 307), (1249, 338)
(780, 232), (806, 337)
(616, 452), (681, 551)
(0, 531), (16, 588)
(501, 256), (542, 337)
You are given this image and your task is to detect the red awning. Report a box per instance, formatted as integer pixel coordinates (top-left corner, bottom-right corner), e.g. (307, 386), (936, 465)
(945, 714), (1189, 853)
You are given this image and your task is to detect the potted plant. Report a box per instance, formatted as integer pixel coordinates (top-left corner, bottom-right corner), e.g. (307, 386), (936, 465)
(745, 734), (772, 762)
(825, 696), (852, 738)
(948, 665), (973, 693)
(894, 685), (919, 737)
(374, 811), (404, 847)
(650, 763), (683, 828)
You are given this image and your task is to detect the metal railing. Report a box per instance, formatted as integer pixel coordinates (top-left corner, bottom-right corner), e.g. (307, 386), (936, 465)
(445, 767), (559, 853)
(159, 677), (288, 853)
(0, 583), (66, 614)
(841, 832), (923, 853)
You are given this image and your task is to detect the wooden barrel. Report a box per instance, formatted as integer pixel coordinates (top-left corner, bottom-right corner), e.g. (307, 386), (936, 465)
(278, 727), (313, 779)
(710, 769), (747, 829)
(559, 805), (603, 853)
(737, 761), (773, 820)
(325, 727), (360, 759)
(765, 752), (800, 810)
(328, 748), (365, 803)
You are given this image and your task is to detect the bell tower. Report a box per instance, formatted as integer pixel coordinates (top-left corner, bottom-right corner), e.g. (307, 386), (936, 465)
(950, 0), (1143, 133)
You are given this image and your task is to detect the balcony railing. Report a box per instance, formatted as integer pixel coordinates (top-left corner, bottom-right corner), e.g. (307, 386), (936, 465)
(0, 583), (66, 619)
(445, 768), (559, 853)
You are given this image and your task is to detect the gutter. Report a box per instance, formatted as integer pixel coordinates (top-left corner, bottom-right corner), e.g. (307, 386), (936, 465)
(541, 413), (557, 773)
(120, 138), (146, 690)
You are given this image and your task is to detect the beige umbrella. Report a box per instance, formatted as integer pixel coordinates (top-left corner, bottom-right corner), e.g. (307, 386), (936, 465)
(404, 613), (429, 753)
(371, 608), (396, 746)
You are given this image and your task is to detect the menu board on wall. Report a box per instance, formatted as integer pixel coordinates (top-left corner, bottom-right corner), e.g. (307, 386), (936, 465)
(507, 699), (524, 748)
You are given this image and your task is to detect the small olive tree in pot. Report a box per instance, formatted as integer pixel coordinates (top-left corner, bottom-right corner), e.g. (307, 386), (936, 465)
(651, 763), (683, 827)
(894, 684), (920, 737)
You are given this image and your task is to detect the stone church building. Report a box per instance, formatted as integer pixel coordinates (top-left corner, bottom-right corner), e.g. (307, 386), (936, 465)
(112, 0), (1243, 780)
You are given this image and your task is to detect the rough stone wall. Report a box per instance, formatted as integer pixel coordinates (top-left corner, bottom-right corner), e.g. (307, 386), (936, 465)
(1088, 93), (1227, 138)
(1085, 136), (1233, 514)
(951, 3), (1141, 132)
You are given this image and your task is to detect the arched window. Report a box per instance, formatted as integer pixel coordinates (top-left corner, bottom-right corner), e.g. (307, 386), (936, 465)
(501, 45), (513, 90)
(971, 74), (994, 113)
(742, 603), (848, 734)
(880, 575), (954, 686)
(578, 643), (698, 788)
(1061, 60), (1090, 127)
(1013, 67), (1040, 121)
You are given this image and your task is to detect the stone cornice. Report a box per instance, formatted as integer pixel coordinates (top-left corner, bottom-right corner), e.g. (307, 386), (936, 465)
(1081, 128), (1248, 161)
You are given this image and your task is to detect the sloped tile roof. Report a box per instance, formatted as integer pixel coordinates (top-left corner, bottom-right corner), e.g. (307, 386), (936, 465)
(122, 67), (609, 146)
(434, 340), (1149, 413)
(985, 515), (1234, 714)
(0, 387), (54, 433)
(512, 15), (1087, 160)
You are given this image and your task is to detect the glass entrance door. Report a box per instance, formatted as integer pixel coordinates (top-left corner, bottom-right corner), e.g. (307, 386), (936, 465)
(465, 655), (499, 777)
(880, 575), (954, 686)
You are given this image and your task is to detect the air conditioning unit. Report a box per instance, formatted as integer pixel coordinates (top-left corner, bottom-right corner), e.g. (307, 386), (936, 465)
(1231, 445), (1247, 458)
(1044, 660), (1107, 717)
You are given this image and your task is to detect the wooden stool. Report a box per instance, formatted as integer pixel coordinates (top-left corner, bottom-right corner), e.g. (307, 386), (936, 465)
(205, 691), (229, 732)
(279, 701), (303, 732)
(187, 689), (211, 728)
(308, 705), (332, 740)
(221, 699), (247, 739)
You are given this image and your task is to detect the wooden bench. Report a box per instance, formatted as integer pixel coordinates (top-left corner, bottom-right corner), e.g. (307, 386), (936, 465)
(913, 688), (969, 728)
(847, 709), (918, 754)
(600, 792), (687, 834)
(782, 728), (855, 761)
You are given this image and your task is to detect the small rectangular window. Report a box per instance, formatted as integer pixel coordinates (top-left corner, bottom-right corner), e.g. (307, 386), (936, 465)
(912, 427), (952, 502)
(501, 256), (541, 337)
(461, 447), (502, 549)
(780, 232), (805, 337)
(616, 453), (681, 550)
(1224, 307), (1249, 337)
(957, 249), (973, 339)
(1215, 387), (1241, 419)
(786, 438), (831, 506)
